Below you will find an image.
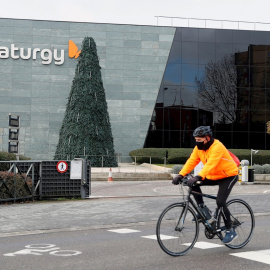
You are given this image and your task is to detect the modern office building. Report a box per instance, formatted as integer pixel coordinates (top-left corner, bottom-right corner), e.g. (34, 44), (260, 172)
(0, 17), (270, 160)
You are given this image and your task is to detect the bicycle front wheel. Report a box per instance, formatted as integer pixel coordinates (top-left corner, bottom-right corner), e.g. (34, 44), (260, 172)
(156, 203), (199, 256)
(218, 199), (255, 249)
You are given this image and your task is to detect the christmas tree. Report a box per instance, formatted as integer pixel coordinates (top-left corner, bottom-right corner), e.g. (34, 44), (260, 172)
(54, 37), (117, 167)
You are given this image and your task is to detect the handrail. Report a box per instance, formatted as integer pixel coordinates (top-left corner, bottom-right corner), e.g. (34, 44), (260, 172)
(155, 16), (270, 31)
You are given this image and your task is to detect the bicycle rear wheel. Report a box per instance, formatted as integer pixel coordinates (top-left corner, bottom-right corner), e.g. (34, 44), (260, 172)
(217, 199), (255, 249)
(156, 203), (199, 256)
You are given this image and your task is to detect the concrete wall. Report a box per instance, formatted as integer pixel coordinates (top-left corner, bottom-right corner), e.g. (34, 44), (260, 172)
(0, 18), (175, 159)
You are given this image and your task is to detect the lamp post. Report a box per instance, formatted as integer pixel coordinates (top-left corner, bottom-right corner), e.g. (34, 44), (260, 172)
(250, 149), (259, 166)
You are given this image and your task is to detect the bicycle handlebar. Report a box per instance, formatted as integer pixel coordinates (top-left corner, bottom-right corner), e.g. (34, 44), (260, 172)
(182, 175), (202, 186)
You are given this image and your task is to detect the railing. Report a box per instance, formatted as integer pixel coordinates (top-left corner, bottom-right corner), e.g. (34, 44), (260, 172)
(0, 160), (90, 202)
(155, 16), (270, 31)
(0, 161), (38, 203)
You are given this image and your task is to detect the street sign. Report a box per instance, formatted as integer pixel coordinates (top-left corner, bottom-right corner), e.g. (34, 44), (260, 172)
(56, 161), (68, 173)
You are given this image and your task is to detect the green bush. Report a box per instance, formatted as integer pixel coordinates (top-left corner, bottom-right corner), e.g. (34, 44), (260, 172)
(262, 164), (270, 174)
(167, 149), (193, 164)
(228, 149), (270, 165)
(253, 164), (264, 174)
(0, 171), (32, 200)
(172, 165), (183, 174)
(0, 151), (31, 171)
(129, 148), (270, 165)
(129, 148), (167, 164)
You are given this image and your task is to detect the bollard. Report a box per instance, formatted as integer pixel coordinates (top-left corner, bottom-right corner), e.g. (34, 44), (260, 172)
(240, 160), (249, 182)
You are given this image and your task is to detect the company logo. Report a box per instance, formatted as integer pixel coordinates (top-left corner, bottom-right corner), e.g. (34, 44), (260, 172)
(69, 40), (81, 59)
(0, 44), (64, 65)
(0, 40), (81, 65)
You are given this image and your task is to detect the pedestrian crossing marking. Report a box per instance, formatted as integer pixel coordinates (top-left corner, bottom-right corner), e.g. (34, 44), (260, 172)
(230, 249), (270, 265)
(183, 241), (224, 249)
(141, 234), (178, 240)
(107, 227), (270, 266)
(108, 228), (141, 234)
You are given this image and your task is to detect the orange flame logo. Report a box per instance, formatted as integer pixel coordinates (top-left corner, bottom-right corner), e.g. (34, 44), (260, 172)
(69, 40), (81, 59)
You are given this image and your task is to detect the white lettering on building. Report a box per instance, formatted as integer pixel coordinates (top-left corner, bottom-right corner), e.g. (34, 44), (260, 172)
(0, 44), (65, 65)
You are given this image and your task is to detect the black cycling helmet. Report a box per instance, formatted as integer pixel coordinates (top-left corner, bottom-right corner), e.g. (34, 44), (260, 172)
(193, 126), (213, 137)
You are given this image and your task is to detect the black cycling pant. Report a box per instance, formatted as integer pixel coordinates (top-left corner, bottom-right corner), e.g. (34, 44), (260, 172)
(192, 175), (238, 229)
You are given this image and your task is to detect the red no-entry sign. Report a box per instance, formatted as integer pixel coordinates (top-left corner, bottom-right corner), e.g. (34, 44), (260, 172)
(56, 161), (68, 173)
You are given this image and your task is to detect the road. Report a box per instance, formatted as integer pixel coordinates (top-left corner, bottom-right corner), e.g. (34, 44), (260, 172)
(0, 182), (270, 269)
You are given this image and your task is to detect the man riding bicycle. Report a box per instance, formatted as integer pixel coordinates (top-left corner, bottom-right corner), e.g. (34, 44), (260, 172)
(172, 126), (239, 244)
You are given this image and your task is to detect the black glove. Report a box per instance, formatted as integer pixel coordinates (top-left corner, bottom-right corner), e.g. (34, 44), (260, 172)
(187, 175), (202, 187)
(172, 175), (183, 185)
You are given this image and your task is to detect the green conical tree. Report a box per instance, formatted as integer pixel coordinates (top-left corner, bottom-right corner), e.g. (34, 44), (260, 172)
(54, 37), (117, 167)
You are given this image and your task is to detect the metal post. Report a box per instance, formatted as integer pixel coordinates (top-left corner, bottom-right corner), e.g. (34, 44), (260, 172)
(102, 155), (104, 173)
(31, 163), (34, 198)
(13, 161), (16, 203)
(80, 159), (86, 199)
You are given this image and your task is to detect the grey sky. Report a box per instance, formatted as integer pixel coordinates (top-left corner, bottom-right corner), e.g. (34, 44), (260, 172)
(1, 0), (270, 29)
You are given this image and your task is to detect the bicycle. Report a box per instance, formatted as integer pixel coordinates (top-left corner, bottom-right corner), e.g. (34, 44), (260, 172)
(156, 175), (255, 256)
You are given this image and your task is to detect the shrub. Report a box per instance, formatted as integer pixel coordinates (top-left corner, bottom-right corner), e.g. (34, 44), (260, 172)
(129, 148), (270, 165)
(172, 165), (183, 174)
(0, 171), (32, 200)
(262, 164), (270, 174)
(252, 164), (264, 174)
(0, 151), (31, 171)
(167, 148), (193, 164)
(129, 148), (167, 164)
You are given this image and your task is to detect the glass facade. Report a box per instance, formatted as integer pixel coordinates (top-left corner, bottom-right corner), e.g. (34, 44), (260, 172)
(144, 27), (270, 150)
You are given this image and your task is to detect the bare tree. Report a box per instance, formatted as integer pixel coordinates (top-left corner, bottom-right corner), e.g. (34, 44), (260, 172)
(195, 54), (237, 124)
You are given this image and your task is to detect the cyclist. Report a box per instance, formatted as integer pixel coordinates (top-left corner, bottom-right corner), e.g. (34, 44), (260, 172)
(172, 126), (239, 244)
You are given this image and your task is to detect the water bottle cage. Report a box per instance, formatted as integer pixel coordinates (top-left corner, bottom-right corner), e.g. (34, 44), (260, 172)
(199, 205), (212, 220)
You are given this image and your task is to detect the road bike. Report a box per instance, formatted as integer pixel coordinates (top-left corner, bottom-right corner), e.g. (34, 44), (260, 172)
(156, 176), (255, 256)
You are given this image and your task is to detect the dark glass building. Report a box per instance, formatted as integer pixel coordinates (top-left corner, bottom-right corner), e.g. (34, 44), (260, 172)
(144, 27), (270, 150)
(1, 18), (270, 159)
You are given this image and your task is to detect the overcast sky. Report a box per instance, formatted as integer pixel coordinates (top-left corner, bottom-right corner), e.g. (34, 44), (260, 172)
(1, 0), (270, 30)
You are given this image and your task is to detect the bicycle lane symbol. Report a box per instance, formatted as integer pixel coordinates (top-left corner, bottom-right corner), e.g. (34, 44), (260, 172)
(3, 244), (82, 257)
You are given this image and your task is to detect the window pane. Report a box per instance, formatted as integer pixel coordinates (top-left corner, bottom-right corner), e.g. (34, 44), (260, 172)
(181, 85), (198, 107)
(182, 28), (199, 42)
(199, 42), (216, 64)
(216, 29), (233, 43)
(168, 41), (181, 64)
(181, 64), (198, 86)
(174, 28), (182, 41)
(163, 64), (181, 85)
(216, 43), (233, 61)
(250, 31), (270, 44)
(182, 42), (198, 64)
(199, 28), (215, 42)
(233, 30), (250, 44)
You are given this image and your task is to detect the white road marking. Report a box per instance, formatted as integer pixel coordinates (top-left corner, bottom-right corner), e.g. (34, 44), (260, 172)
(183, 241), (224, 249)
(4, 243), (81, 257)
(230, 249), (270, 265)
(141, 234), (178, 240)
(108, 228), (141, 234)
(263, 190), (270, 194)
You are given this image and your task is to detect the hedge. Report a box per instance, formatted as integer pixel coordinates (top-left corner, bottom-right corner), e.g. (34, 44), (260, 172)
(129, 148), (270, 165)
(0, 171), (32, 200)
(0, 151), (30, 171)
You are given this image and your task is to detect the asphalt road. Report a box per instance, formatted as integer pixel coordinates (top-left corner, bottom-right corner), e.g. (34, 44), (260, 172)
(0, 214), (269, 270)
(1, 182), (270, 269)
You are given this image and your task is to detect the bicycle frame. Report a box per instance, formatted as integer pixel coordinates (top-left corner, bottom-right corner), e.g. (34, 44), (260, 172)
(179, 185), (227, 237)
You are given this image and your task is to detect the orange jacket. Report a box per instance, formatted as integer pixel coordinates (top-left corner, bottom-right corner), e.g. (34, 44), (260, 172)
(179, 139), (238, 180)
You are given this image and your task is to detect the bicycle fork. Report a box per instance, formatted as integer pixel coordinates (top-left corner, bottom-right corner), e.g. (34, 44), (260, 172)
(175, 202), (189, 232)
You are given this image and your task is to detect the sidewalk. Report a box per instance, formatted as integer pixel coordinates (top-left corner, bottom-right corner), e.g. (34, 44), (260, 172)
(89, 180), (270, 198)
